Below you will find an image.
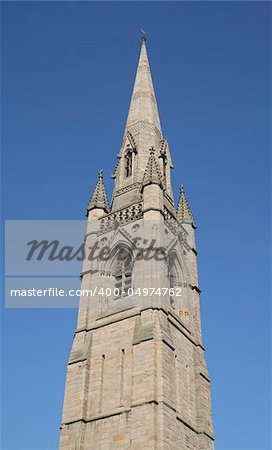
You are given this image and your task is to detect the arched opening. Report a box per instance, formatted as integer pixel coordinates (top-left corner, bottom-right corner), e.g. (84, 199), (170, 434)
(168, 252), (180, 307)
(168, 251), (191, 322)
(112, 247), (133, 298)
(125, 150), (133, 178)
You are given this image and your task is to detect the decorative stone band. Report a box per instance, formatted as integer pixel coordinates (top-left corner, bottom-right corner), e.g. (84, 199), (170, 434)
(137, 63), (151, 72)
(131, 90), (157, 104)
(114, 181), (143, 197)
(124, 120), (162, 142)
(98, 202), (143, 234)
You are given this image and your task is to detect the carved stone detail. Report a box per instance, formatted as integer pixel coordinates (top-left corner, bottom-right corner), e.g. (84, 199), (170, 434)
(127, 121), (162, 141)
(99, 202), (143, 234)
(132, 90), (157, 104)
(137, 63), (150, 72)
(114, 182), (142, 197)
(164, 208), (190, 251)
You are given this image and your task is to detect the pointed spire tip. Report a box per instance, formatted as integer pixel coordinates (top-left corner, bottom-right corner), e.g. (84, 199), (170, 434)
(140, 29), (146, 43)
(123, 27), (162, 141)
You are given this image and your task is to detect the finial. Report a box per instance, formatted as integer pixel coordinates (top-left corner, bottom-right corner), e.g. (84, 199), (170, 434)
(99, 169), (103, 179)
(140, 28), (146, 42)
(180, 184), (185, 194)
(149, 146), (155, 155)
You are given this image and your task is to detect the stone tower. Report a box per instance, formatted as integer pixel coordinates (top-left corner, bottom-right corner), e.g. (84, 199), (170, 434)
(59, 38), (214, 450)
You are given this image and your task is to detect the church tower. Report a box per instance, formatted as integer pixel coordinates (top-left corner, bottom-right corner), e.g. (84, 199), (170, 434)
(59, 37), (214, 450)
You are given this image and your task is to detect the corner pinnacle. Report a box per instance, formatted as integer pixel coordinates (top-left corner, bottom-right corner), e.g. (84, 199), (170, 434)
(87, 169), (109, 214)
(177, 184), (196, 226)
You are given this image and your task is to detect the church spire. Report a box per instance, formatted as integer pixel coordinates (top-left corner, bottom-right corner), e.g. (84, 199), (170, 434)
(124, 36), (162, 138)
(111, 38), (174, 213)
(60, 39), (215, 450)
(87, 169), (109, 214)
(177, 185), (195, 226)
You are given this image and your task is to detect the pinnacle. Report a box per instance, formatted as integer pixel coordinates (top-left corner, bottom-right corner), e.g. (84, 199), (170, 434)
(87, 169), (109, 213)
(177, 184), (195, 226)
(142, 147), (164, 188)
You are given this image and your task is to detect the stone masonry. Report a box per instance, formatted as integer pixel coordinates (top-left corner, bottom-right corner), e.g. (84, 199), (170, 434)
(59, 37), (214, 450)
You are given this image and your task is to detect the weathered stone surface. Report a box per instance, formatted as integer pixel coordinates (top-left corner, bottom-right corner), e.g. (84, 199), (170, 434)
(59, 37), (214, 450)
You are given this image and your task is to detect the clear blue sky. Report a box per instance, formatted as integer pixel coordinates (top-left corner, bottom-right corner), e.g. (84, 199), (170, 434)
(1, 2), (271, 449)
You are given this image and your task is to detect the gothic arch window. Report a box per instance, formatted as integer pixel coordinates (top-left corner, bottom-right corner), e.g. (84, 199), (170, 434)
(112, 247), (133, 298)
(168, 253), (180, 285)
(125, 150), (133, 178)
(168, 252), (181, 306)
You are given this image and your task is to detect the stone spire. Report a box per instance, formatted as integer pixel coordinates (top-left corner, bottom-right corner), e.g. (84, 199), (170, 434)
(177, 185), (195, 226)
(111, 37), (174, 212)
(142, 147), (164, 188)
(87, 169), (109, 214)
(124, 36), (162, 140)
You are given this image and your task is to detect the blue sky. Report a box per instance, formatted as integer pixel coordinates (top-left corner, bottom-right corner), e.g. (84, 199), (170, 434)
(1, 2), (271, 449)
